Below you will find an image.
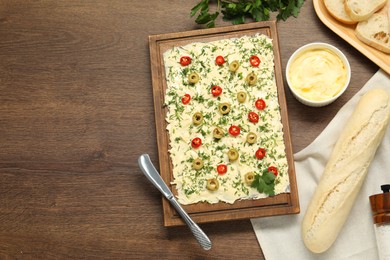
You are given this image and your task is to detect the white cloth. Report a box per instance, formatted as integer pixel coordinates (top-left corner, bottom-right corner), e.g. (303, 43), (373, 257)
(251, 69), (390, 260)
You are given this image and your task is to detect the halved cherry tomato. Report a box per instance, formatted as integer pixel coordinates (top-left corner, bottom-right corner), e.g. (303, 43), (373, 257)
(180, 56), (191, 66)
(255, 98), (266, 110)
(217, 164), (227, 175)
(211, 85), (222, 97)
(191, 137), (202, 148)
(255, 148), (266, 159)
(248, 111), (259, 123)
(249, 55), (261, 67)
(229, 125), (240, 136)
(181, 94), (191, 104)
(215, 55), (225, 66)
(268, 166), (278, 176)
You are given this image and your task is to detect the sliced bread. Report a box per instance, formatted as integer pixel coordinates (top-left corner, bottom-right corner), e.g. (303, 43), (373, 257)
(324, 0), (357, 24)
(355, 6), (390, 54)
(345, 0), (387, 21)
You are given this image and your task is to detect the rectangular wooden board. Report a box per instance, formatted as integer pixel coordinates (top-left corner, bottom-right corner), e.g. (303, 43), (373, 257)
(148, 21), (300, 227)
(313, 0), (390, 75)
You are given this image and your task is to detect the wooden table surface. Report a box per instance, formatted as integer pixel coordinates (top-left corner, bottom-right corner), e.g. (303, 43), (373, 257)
(0, 0), (379, 259)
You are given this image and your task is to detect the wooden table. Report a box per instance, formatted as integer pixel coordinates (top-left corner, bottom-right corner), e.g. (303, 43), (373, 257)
(0, 0), (379, 259)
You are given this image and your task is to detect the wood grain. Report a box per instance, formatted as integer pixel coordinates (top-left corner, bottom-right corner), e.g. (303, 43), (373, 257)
(0, 0), (379, 259)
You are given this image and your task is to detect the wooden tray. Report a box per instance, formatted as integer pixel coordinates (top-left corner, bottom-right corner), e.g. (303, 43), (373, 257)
(313, 0), (390, 75)
(148, 21), (299, 227)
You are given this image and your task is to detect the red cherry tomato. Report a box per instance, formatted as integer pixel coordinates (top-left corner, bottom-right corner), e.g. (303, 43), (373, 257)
(228, 125), (240, 136)
(215, 55), (225, 66)
(248, 111), (259, 123)
(191, 137), (202, 148)
(217, 164), (227, 175)
(268, 166), (278, 176)
(211, 85), (222, 97)
(249, 55), (261, 67)
(255, 148), (266, 159)
(180, 56), (191, 66)
(255, 99), (266, 110)
(181, 94), (191, 104)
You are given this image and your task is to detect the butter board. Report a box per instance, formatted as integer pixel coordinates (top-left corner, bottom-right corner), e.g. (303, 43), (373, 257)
(313, 0), (390, 75)
(148, 21), (299, 227)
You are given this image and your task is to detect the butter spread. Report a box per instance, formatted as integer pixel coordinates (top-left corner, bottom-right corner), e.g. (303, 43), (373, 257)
(163, 34), (290, 205)
(288, 48), (347, 101)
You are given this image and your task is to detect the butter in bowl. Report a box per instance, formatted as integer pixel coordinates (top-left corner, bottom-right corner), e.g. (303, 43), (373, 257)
(286, 42), (351, 107)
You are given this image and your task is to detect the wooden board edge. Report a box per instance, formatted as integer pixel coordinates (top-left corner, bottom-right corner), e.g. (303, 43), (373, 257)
(164, 201), (300, 227)
(148, 35), (176, 224)
(150, 21), (277, 41)
(270, 22), (301, 215)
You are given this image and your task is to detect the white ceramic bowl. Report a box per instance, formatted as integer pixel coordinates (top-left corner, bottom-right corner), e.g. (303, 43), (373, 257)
(286, 42), (351, 107)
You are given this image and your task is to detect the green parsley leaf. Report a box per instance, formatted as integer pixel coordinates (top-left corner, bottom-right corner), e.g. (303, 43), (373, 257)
(190, 0), (208, 17)
(251, 171), (276, 196)
(190, 0), (220, 28)
(262, 171), (276, 184)
(190, 0), (305, 28)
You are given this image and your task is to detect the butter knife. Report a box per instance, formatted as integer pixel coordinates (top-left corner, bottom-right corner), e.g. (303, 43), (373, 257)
(138, 154), (212, 251)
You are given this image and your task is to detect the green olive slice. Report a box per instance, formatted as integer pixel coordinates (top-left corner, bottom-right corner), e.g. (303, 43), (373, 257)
(246, 72), (257, 85)
(237, 91), (247, 103)
(229, 60), (240, 72)
(227, 148), (239, 161)
(192, 158), (204, 170)
(244, 172), (255, 185)
(213, 127), (224, 139)
(192, 112), (203, 125)
(246, 132), (257, 144)
(218, 102), (231, 115)
(206, 178), (219, 191)
(188, 72), (200, 84)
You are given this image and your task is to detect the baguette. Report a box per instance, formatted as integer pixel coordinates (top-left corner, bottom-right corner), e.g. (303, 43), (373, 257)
(345, 0), (387, 21)
(301, 89), (390, 253)
(355, 3), (390, 54)
(324, 0), (357, 25)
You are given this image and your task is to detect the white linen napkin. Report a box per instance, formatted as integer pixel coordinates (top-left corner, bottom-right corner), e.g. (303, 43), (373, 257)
(251, 69), (390, 260)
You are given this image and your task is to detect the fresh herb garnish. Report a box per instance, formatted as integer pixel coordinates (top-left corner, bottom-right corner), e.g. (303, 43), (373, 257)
(190, 0), (305, 28)
(251, 170), (276, 196)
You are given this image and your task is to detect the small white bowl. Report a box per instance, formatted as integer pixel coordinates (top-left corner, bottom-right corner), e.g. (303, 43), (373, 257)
(286, 42), (351, 107)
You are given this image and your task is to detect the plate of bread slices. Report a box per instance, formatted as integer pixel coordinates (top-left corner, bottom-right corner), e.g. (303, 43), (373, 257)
(313, 0), (390, 74)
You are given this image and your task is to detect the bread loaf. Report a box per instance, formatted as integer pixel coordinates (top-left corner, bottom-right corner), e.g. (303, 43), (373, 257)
(355, 3), (390, 53)
(345, 0), (387, 21)
(301, 89), (390, 253)
(324, 0), (357, 24)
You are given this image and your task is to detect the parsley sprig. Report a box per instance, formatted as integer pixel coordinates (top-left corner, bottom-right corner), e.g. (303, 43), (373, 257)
(190, 0), (305, 28)
(251, 170), (276, 196)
